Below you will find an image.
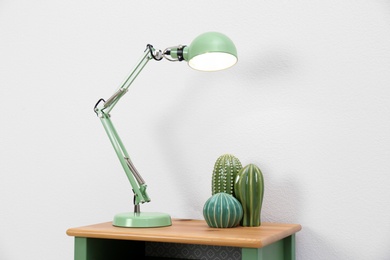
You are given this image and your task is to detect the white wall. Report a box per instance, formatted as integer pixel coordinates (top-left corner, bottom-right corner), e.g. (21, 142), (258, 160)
(1, 1), (390, 259)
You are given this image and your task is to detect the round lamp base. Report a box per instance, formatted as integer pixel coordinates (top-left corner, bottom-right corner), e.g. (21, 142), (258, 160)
(113, 212), (172, 228)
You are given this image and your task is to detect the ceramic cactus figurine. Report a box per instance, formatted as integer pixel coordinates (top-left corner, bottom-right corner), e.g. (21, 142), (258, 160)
(212, 154), (242, 195)
(203, 192), (243, 228)
(234, 164), (264, 227)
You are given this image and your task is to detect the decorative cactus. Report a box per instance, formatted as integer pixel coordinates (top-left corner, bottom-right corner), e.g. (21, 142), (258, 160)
(212, 154), (242, 195)
(234, 164), (264, 227)
(203, 193), (243, 228)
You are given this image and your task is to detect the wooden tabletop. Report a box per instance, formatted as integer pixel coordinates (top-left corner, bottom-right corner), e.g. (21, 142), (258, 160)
(67, 219), (301, 248)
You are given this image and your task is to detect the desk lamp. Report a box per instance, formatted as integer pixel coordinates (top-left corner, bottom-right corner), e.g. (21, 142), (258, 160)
(94, 32), (237, 228)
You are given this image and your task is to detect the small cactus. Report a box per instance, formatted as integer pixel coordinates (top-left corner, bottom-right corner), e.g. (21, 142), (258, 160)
(203, 193), (243, 228)
(212, 154), (242, 195)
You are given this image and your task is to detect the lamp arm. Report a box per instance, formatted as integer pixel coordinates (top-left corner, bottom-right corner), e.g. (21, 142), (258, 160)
(94, 45), (161, 210)
(102, 46), (155, 114)
(99, 114), (150, 207)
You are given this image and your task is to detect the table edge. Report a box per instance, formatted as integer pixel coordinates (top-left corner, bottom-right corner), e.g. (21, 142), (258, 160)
(67, 219), (302, 248)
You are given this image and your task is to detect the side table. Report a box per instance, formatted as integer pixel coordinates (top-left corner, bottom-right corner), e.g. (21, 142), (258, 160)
(67, 219), (301, 260)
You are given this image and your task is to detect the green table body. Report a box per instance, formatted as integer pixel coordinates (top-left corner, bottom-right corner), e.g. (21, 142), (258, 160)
(67, 219), (301, 260)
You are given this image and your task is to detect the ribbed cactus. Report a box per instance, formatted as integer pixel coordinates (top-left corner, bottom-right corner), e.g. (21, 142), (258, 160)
(203, 193), (243, 228)
(234, 164), (264, 227)
(212, 154), (242, 195)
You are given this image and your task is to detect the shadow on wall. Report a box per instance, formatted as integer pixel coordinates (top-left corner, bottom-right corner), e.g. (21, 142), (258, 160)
(152, 75), (220, 214)
(237, 48), (296, 83)
(298, 227), (354, 260)
(261, 175), (303, 224)
(152, 48), (297, 216)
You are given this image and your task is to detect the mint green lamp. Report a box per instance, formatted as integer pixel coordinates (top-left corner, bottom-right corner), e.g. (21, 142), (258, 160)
(94, 32), (237, 228)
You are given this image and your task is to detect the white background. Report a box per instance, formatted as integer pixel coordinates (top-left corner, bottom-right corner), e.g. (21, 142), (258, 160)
(1, 1), (390, 259)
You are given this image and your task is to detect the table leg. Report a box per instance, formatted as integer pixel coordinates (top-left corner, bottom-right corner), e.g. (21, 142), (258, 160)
(241, 234), (296, 260)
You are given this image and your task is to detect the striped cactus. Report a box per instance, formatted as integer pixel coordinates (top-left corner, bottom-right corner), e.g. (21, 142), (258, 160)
(234, 164), (264, 227)
(203, 193), (243, 228)
(212, 154), (242, 195)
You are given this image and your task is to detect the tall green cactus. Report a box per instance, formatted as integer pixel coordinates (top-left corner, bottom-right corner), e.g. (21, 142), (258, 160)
(234, 164), (264, 226)
(212, 154), (242, 195)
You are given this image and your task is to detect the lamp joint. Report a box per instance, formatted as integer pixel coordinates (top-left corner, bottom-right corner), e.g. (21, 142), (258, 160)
(176, 45), (185, 61)
(147, 44), (163, 61)
(162, 45), (187, 62)
(94, 98), (105, 116)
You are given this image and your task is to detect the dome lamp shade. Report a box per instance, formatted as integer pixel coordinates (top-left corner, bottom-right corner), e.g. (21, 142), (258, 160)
(184, 32), (238, 71)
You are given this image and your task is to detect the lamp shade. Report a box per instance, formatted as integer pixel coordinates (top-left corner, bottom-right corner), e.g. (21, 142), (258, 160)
(185, 32), (237, 71)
